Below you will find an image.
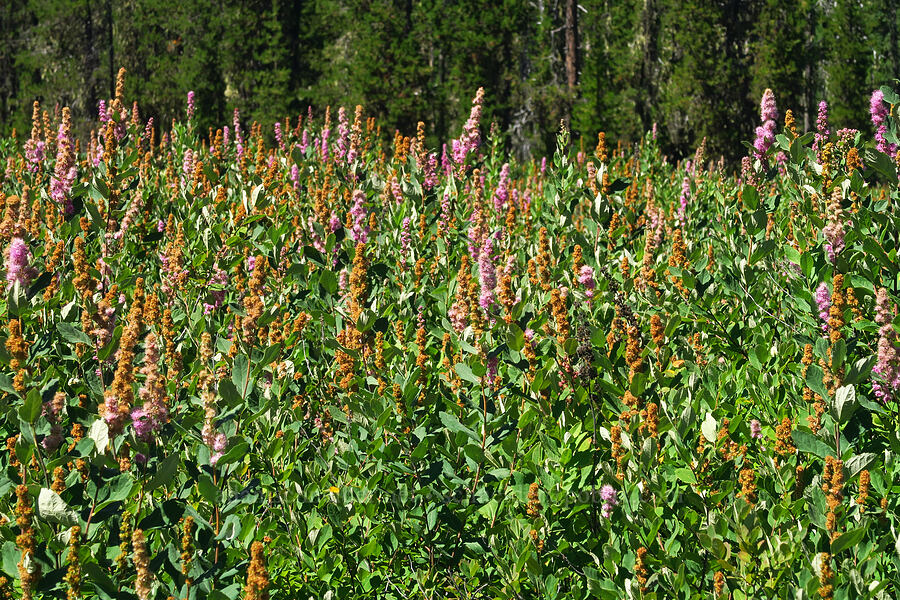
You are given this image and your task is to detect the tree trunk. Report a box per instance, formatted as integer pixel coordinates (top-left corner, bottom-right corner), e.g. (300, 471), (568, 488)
(565, 0), (578, 94)
(890, 1), (899, 82)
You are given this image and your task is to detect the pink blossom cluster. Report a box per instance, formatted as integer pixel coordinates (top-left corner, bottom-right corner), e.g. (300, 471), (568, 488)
(753, 89), (778, 160)
(814, 101), (829, 162)
(814, 282), (830, 333)
(132, 334), (169, 440)
(349, 189), (369, 243)
(23, 137), (45, 173)
(320, 125), (331, 162)
(493, 163), (510, 213)
(234, 108), (245, 161)
(438, 192), (452, 235)
(114, 193), (145, 241)
(749, 419), (762, 439)
(187, 90), (195, 121)
(871, 90), (897, 155)
(274, 121), (285, 151)
(478, 235), (497, 312)
(451, 88), (485, 171)
(578, 265), (596, 298)
(391, 177), (403, 205)
(676, 176), (690, 226)
(873, 288), (900, 403)
(400, 217), (411, 267)
(422, 153), (439, 190)
(335, 107), (349, 161)
(600, 484), (618, 518)
(5, 237), (37, 288)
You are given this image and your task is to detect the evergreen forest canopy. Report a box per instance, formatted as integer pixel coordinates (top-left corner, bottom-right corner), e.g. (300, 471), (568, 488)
(1, 0), (898, 162)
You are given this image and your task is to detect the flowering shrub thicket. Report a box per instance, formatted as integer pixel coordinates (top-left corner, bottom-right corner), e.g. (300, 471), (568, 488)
(1, 72), (900, 599)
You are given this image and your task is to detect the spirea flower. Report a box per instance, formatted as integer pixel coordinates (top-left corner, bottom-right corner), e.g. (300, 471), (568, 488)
(753, 89), (778, 159)
(400, 217), (411, 267)
(335, 106), (349, 160)
(493, 163), (510, 213)
(51, 107), (76, 215)
(5, 237), (37, 288)
(677, 176), (690, 225)
(823, 188), (846, 263)
(451, 87), (485, 171)
(873, 288), (900, 403)
(423, 153), (439, 190)
(870, 90), (897, 155)
(320, 125), (330, 162)
(750, 419), (762, 439)
(815, 101), (830, 161)
(300, 129), (309, 154)
(815, 282), (831, 332)
(186, 91), (195, 120)
(233, 108), (244, 160)
(599, 484), (618, 518)
(578, 265), (596, 298)
(274, 122), (284, 151)
(478, 235), (497, 312)
(349, 189), (368, 244)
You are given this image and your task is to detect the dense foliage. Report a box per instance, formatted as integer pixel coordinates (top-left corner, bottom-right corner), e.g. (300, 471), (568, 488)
(1, 0), (899, 160)
(1, 75), (900, 599)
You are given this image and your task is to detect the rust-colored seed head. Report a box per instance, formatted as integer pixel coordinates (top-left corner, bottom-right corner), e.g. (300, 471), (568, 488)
(244, 541), (270, 600)
(714, 571), (725, 596)
(526, 482), (542, 519)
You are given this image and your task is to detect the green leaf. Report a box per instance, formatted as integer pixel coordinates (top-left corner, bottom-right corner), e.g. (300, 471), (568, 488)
(56, 322), (93, 346)
(844, 356), (876, 386)
(219, 379), (242, 407)
(0, 374), (16, 395)
(19, 388), (42, 423)
(742, 184), (759, 210)
(845, 453), (877, 480)
(701, 413), (717, 443)
(674, 468), (697, 484)
(36, 488), (78, 526)
(454, 363), (480, 385)
(792, 429), (834, 459)
(831, 526), (867, 555)
(233, 354), (250, 397)
(831, 338), (846, 371)
(217, 441), (249, 466)
(831, 385), (857, 424)
(507, 323), (525, 352)
(439, 411), (479, 441)
(1, 541), (17, 578)
(145, 453), (180, 493)
(805, 364), (828, 400)
(319, 269), (338, 294)
(82, 561), (117, 595)
(88, 419), (109, 453)
(198, 474), (219, 503)
(357, 309), (376, 333)
(863, 237), (896, 274)
(749, 240), (776, 265)
(785, 245), (801, 267)
(104, 474), (134, 503)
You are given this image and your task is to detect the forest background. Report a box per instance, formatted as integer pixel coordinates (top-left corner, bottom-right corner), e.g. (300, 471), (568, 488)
(0, 0), (897, 162)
